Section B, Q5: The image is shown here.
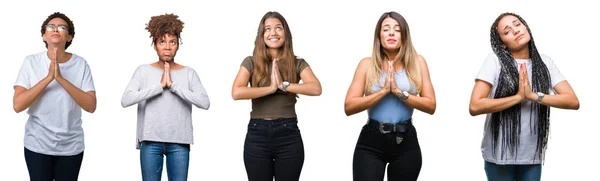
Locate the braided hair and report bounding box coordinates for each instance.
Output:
[489,12,551,162]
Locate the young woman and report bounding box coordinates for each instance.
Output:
[121,13,210,181]
[231,11,322,181]
[344,11,436,181]
[13,12,97,181]
[469,12,579,181]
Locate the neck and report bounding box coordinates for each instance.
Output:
[511,46,530,59]
[157,60,175,68]
[384,49,399,62]
[269,48,281,60]
[47,45,69,63]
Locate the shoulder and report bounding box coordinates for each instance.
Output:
[70,53,89,65]
[243,56,254,63]
[538,53,554,64]
[294,55,308,65]
[358,57,372,66]
[416,54,427,64]
[23,51,46,64]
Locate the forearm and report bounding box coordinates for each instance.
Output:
[285,82,322,96]
[403,95,436,115]
[470,95,522,116]
[56,77,97,113]
[13,77,53,113]
[121,85,163,107]
[535,93,579,110]
[232,86,274,100]
[345,90,387,116]
[170,82,210,109]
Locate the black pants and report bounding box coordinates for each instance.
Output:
[24,148,84,181]
[353,120,422,181]
[244,118,305,181]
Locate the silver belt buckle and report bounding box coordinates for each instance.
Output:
[379,121,394,134]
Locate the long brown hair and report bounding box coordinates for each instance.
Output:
[251,11,297,88]
[366,11,422,94]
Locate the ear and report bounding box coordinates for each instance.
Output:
[153,43,158,51]
[67,35,73,43]
[501,44,507,49]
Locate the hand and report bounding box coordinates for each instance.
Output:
[273,59,283,90]
[269,59,279,93]
[164,62,172,87]
[388,61,403,97]
[517,63,528,101]
[49,47,63,81]
[520,64,537,101]
[381,61,392,94]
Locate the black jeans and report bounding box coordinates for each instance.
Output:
[353,119,422,181]
[24,148,84,181]
[244,118,305,181]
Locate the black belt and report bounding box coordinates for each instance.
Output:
[367,118,412,144]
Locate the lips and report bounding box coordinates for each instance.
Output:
[386,39,397,43]
[515,34,524,41]
[268,37,279,43]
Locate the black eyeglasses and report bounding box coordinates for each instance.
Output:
[45,24,69,32]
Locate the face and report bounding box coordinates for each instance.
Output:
[497,15,531,51]
[263,18,285,49]
[42,18,72,48]
[154,34,179,62]
[380,17,402,51]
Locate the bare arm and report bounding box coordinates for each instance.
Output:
[469,80,524,116]
[283,67,322,96]
[13,77,53,113]
[56,77,97,113]
[398,55,436,114]
[344,58,389,116]
[231,66,277,100]
[527,80,579,110]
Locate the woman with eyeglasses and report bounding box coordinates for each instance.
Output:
[13,12,97,181]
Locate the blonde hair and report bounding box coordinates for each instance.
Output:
[365,11,422,94]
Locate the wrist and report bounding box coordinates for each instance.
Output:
[535,92,545,103]
[528,92,538,101]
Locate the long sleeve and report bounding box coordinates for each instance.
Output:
[121,66,164,108]
[169,68,210,110]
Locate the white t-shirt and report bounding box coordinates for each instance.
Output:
[14,51,95,156]
[476,53,565,164]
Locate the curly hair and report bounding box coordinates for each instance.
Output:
[40,12,75,49]
[145,13,184,45]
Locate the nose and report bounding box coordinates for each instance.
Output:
[269,29,278,37]
[164,43,171,50]
[388,30,395,36]
[513,28,520,35]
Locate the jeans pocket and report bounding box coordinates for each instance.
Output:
[284,122,300,132]
[248,121,258,131]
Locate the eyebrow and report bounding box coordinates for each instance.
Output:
[503,20,519,31]
[265,24,283,27]
[382,24,400,27]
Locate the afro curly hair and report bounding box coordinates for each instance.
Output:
[145,13,184,45]
[41,12,75,49]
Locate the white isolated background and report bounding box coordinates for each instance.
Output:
[0,0,598,180]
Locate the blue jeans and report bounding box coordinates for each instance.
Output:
[484,161,542,181]
[140,141,190,181]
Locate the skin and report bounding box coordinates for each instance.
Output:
[344,17,436,116]
[13,17,96,113]
[469,15,579,116]
[231,17,322,119]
